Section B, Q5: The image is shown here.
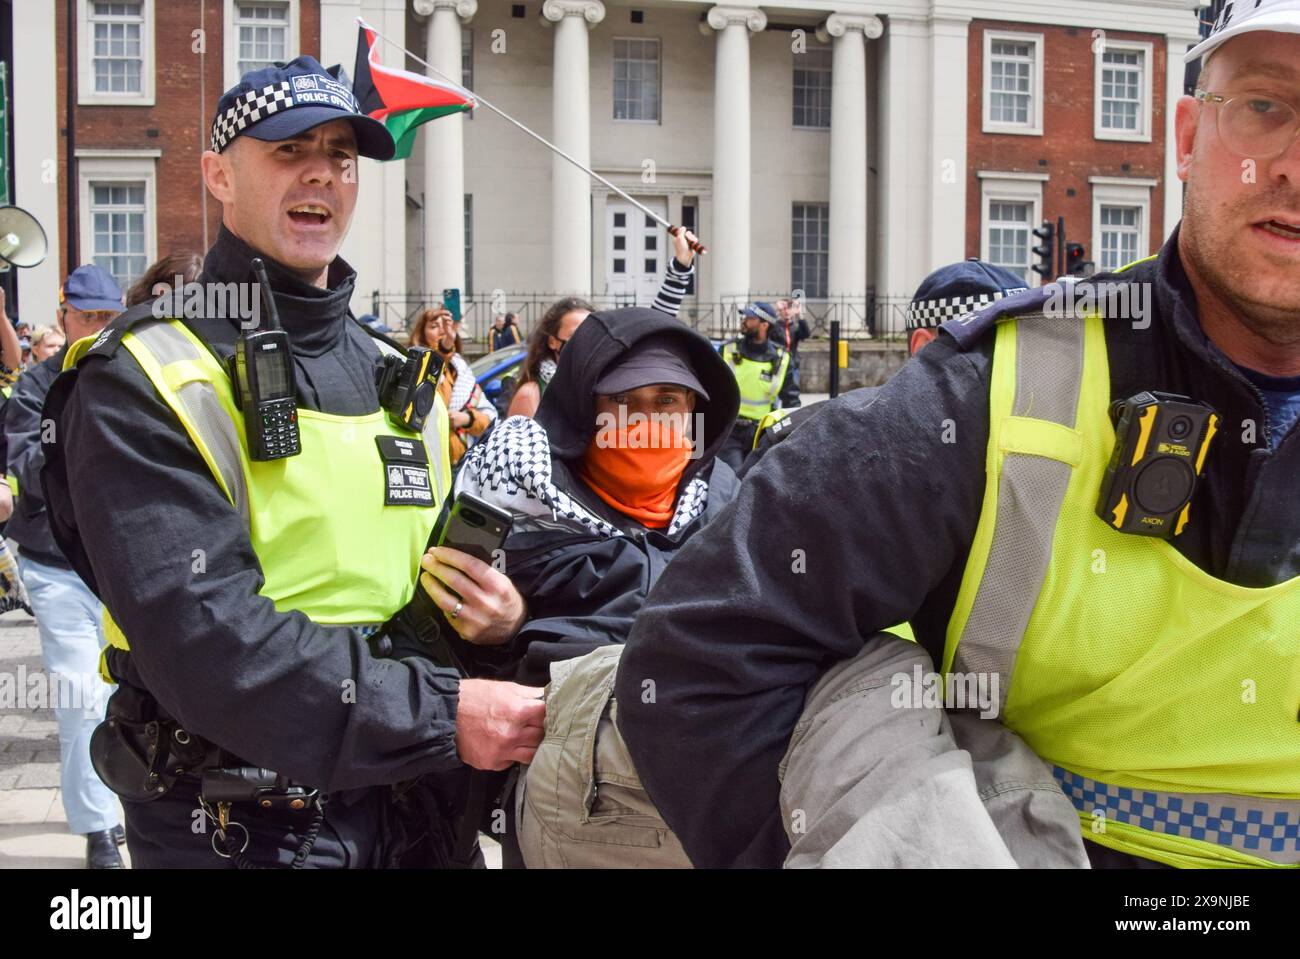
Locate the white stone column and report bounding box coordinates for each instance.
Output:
[12,0,61,322]
[323,0,410,317]
[416,0,476,297]
[876,14,930,303]
[820,13,882,301]
[1164,33,1200,242]
[705,5,766,304]
[928,16,969,270]
[543,0,605,295]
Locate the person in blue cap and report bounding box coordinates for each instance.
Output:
[5,264,124,868]
[41,57,540,868]
[717,301,792,470]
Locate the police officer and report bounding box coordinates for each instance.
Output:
[718,301,791,471]
[740,259,1028,477]
[616,2,1300,869]
[41,57,541,868]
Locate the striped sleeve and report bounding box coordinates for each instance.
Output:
[651,257,695,318]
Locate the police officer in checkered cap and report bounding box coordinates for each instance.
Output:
[40,57,544,868]
[740,258,1028,476]
[904,258,1026,356]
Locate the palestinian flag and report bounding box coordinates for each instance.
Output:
[352,20,476,161]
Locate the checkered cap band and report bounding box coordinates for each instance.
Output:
[210,77,365,153]
[211,81,296,152]
[907,292,1006,330]
[1054,767,1300,862]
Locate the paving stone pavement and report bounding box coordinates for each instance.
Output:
[0,610,130,868]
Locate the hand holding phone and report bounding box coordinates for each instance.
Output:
[420,493,525,646]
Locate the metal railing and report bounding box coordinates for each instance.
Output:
[369,290,913,346]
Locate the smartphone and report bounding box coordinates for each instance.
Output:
[435,492,512,565]
[441,287,462,326]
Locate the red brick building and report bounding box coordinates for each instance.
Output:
[51,0,321,291]
[965,19,1175,281]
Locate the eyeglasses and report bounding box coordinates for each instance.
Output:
[1194,89,1300,160]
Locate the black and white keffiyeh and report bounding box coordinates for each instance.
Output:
[455,416,709,539]
[447,353,477,414]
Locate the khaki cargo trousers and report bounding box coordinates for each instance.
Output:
[516,635,1088,868]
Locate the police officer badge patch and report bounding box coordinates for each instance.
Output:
[375,436,434,506]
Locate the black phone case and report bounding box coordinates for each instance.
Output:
[436,493,512,565]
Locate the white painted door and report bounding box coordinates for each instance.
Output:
[606,196,669,304]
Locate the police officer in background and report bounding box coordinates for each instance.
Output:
[718,301,791,471]
[616,3,1300,869]
[41,57,539,868]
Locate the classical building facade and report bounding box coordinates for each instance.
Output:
[8,0,1206,334]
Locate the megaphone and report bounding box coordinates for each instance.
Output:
[0,205,48,270]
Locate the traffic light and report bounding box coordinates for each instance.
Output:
[1032,221,1056,281]
[1065,242,1092,277]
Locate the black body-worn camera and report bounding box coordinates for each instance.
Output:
[228,259,301,461]
[376,346,442,432]
[1095,391,1219,539]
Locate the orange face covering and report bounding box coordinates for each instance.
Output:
[578,418,693,528]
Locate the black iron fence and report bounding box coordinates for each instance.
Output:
[369,290,913,346]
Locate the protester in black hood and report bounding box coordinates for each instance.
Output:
[417,306,741,687]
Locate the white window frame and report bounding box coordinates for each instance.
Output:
[78,0,155,106]
[978,171,1048,286]
[224,0,300,91]
[1093,39,1154,143]
[792,43,833,130]
[612,37,662,125]
[1090,177,1156,274]
[76,151,159,290]
[983,30,1044,137]
[791,201,830,301]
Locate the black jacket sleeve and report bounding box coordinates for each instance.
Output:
[613,333,994,867]
[6,367,50,515]
[50,352,465,792]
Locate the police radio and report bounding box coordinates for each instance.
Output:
[228,258,301,460]
[1095,392,1219,539]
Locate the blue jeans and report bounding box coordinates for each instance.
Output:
[20,555,120,835]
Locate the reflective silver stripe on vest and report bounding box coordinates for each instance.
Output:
[128,322,251,526]
[952,313,1085,714]
[1054,766,1300,865]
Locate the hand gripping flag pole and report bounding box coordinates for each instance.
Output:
[356,17,706,256]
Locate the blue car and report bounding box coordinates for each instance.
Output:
[470,343,528,417]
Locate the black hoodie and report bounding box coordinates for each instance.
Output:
[448,307,741,686]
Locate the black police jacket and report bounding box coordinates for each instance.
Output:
[6,346,74,567]
[615,225,1300,868]
[40,227,465,796]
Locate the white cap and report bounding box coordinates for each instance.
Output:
[1186,0,1300,63]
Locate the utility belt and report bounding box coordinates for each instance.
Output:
[90,680,320,813]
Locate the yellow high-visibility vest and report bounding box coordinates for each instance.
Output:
[944,268,1300,868]
[64,318,452,672]
[722,340,789,422]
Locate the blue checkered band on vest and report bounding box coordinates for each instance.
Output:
[1054,766,1300,863]
[907,292,1007,329]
